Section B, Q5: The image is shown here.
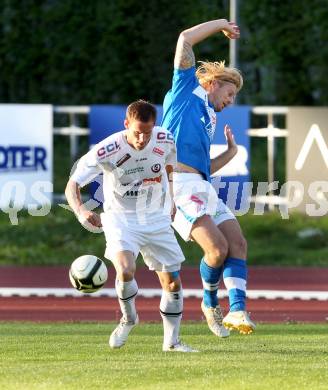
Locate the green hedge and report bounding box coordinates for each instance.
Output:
[1,208,327,266]
[0,1,327,105]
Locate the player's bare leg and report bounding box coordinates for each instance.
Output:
[218,219,256,334]
[109,251,139,348]
[191,215,230,338]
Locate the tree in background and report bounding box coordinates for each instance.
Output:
[0,0,327,105]
[239,0,328,105]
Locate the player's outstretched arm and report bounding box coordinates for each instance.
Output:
[210,125,238,174]
[165,164,176,220]
[174,19,240,70]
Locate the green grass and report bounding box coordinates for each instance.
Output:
[0,206,327,266]
[0,322,327,390]
[239,212,328,266]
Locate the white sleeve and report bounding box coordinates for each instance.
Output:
[70,149,102,187]
[165,142,177,167]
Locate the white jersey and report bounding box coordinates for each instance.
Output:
[71,126,176,216]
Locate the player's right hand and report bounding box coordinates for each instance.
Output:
[222,21,240,40]
[171,203,177,222]
[77,209,102,228]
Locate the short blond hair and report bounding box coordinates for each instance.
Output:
[196,61,243,92]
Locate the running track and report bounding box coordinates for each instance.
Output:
[0,266,327,323]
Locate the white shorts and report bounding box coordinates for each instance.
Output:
[172,173,236,241]
[100,212,184,273]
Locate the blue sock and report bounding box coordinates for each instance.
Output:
[200,258,222,308]
[223,257,247,312]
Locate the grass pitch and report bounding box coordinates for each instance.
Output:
[0,322,327,390]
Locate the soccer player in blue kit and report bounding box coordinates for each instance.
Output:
[162,19,256,336]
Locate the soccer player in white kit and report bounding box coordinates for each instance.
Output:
[65,100,197,352]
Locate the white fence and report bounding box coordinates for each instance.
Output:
[247,106,289,209]
[53,106,289,208]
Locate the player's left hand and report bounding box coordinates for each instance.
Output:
[222,21,240,40]
[224,124,238,153]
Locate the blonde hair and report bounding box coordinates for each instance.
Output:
[196,61,243,92]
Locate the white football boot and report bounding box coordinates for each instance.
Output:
[223,311,256,335]
[201,301,230,338]
[109,315,139,348]
[163,341,199,353]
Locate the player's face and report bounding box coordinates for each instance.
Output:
[208,81,237,112]
[125,118,154,150]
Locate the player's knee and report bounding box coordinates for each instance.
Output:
[240,235,248,256]
[117,268,135,282]
[207,239,228,266]
[168,277,181,292]
[160,273,181,292]
[229,235,248,258]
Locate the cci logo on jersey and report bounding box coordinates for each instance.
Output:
[97,141,120,158]
[157,132,174,142]
[151,163,161,173]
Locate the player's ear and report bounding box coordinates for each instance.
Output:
[124,118,129,129]
[211,79,219,88]
[204,79,216,92]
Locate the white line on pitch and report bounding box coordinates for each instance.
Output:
[0,288,327,301]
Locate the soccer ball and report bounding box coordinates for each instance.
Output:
[69,255,108,293]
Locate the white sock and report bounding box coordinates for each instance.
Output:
[115,279,138,322]
[160,289,183,348]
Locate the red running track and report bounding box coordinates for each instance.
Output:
[0,266,327,323]
[0,297,327,323]
[1,265,328,290]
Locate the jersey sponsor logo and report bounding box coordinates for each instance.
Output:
[124,167,144,175]
[143,175,162,185]
[151,163,161,173]
[0,145,47,172]
[157,132,174,143]
[152,147,164,156]
[116,153,131,167]
[97,141,120,158]
[135,157,147,162]
[123,189,147,197]
[121,180,142,187]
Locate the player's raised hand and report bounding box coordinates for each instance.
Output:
[224,124,238,152]
[222,21,240,40]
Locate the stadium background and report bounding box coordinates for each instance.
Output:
[0,1,327,389]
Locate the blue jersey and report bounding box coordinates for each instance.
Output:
[161,66,217,182]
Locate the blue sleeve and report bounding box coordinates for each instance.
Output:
[171,67,198,103]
